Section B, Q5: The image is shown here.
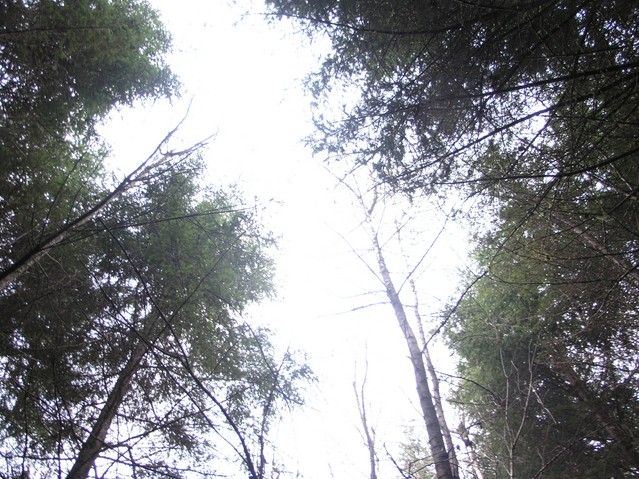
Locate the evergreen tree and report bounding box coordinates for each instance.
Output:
[265,2,639,475]
[0,156,309,479]
[265,0,639,196]
[0,2,311,477]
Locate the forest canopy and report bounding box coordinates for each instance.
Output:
[2,0,638,476]
[265,1,639,477]
[0,2,310,478]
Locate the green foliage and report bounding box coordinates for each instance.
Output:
[0,155,301,478]
[0,2,310,477]
[266,3,639,475]
[266,0,639,196]
[0,0,180,291]
[0,0,179,135]
[446,208,639,477]
[0,0,180,252]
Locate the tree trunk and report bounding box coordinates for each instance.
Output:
[372,234,455,479]
[459,415,485,479]
[411,279,459,478]
[66,340,148,479]
[354,364,378,479]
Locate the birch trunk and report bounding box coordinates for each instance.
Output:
[411,279,459,478]
[372,234,455,479]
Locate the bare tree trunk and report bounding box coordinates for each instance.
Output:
[372,233,455,479]
[458,415,485,479]
[66,340,148,479]
[353,359,378,479]
[410,279,459,478]
[0,188,124,293]
[340,178,456,478]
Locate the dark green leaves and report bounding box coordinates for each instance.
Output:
[267,0,639,196]
[0,0,179,135]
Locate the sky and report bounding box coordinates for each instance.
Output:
[100,1,471,477]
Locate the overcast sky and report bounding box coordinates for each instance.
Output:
[100,1,470,477]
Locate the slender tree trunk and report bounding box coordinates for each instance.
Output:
[0,192,120,293]
[353,361,378,479]
[411,279,459,478]
[423,346,459,477]
[372,234,455,479]
[66,340,148,479]
[459,414,485,479]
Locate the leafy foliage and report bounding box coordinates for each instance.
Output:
[266,0,639,196]
[446,204,639,477]
[0,2,311,478]
[0,0,180,293]
[0,154,308,478]
[0,0,179,135]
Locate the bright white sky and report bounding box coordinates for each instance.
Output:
[100,1,471,477]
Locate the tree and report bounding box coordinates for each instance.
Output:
[0,152,310,478]
[0,0,180,285]
[0,0,181,294]
[265,0,639,198]
[443,116,639,477]
[0,0,178,136]
[265,4,639,474]
[0,2,313,477]
[333,173,458,479]
[445,208,639,478]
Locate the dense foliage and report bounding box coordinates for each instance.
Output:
[0,0,178,134]
[1,0,179,288]
[0,157,289,477]
[266,0,639,192]
[0,2,310,478]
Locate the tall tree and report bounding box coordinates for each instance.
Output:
[265,1,639,476]
[446,200,639,477]
[0,154,309,478]
[0,0,180,293]
[337,175,458,479]
[0,2,314,478]
[0,0,178,136]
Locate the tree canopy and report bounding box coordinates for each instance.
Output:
[265,1,639,477]
[0,153,307,478]
[0,2,311,478]
[0,0,179,136]
[266,0,639,196]
[446,221,639,477]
